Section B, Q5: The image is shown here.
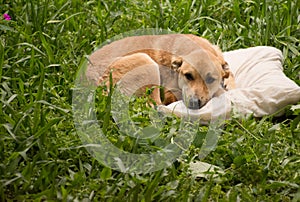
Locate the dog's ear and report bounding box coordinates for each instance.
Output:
[171,57,183,71]
[211,45,230,79]
[221,61,236,90]
[221,62,230,79]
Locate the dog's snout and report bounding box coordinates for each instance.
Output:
[188,97,201,110]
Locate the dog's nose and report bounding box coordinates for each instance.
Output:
[188,97,201,109]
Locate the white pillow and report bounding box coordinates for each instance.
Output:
[160,46,300,121]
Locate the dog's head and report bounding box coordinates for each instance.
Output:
[172,49,230,109]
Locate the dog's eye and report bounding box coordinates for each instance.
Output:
[184,73,194,81]
[205,74,216,84]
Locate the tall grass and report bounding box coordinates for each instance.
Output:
[1,0,299,201]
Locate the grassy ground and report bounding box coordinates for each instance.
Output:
[1,0,300,201]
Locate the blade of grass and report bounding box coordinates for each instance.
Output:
[32,61,45,134]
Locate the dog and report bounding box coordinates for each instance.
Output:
[86,34,235,109]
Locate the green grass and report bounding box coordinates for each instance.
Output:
[1,0,300,201]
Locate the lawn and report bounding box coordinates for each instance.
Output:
[1,0,300,201]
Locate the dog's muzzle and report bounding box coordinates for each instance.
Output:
[188,96,202,110]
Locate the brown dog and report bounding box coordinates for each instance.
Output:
[86,34,235,109]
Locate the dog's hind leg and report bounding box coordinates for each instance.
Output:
[106,53,162,105]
